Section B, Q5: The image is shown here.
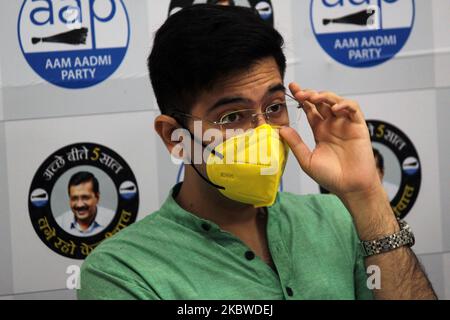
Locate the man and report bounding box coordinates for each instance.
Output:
[57,171,114,237]
[374,148,385,180]
[373,148,399,201]
[212,0,233,5]
[78,5,436,299]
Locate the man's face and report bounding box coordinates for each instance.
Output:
[215,0,231,5]
[185,56,284,171]
[189,56,284,130]
[69,182,99,223]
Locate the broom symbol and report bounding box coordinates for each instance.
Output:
[323,8,376,26]
[120,186,137,192]
[31,193,48,200]
[32,27,89,45]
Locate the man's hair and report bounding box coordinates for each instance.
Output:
[68,171,99,195]
[148,4,286,116]
[373,148,384,172]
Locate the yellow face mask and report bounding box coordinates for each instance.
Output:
[206,124,288,208]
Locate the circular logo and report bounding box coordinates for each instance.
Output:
[168,0,274,26]
[319,120,421,218]
[310,0,415,68]
[18,0,130,89]
[28,143,139,259]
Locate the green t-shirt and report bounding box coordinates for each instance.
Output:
[78,184,373,300]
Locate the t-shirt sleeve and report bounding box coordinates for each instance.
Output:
[325,194,374,300]
[77,251,160,300]
[354,245,374,300]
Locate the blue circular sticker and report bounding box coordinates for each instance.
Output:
[18,0,130,89]
[310,0,415,68]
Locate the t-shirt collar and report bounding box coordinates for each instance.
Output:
[159,183,282,233]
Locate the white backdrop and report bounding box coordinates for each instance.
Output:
[0,0,448,299]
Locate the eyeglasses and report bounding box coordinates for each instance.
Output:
[172,93,302,130]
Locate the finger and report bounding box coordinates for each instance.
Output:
[308,91,344,107]
[291,89,340,120]
[294,89,319,103]
[331,108,352,119]
[289,84,340,121]
[302,100,324,129]
[289,83,317,101]
[279,126,312,172]
[331,100,365,123]
[290,85,344,108]
[288,82,302,96]
[315,102,334,119]
[297,90,334,120]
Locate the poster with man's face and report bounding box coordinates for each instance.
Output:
[28,143,139,259]
[53,170,116,238]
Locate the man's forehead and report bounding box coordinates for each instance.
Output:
[214,58,282,92]
[70,182,95,192]
[192,58,284,113]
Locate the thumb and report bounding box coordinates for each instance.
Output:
[279,126,312,172]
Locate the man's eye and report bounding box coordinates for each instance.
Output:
[266,103,283,114]
[219,112,243,124]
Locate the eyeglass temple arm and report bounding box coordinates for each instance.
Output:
[285,92,304,110]
[171,111,224,160]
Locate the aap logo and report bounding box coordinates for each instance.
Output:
[310,0,415,68]
[18,0,130,89]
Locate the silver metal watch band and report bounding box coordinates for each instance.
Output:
[361,219,415,257]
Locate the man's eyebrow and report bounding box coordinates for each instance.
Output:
[208,83,286,111]
[209,97,249,111]
[267,83,286,95]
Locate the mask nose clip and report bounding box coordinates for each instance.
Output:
[251,113,268,128]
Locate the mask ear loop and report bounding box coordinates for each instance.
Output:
[172,115,225,190]
[189,157,225,190]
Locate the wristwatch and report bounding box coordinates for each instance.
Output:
[361,219,415,257]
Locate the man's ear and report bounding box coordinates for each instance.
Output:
[154,115,187,159]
